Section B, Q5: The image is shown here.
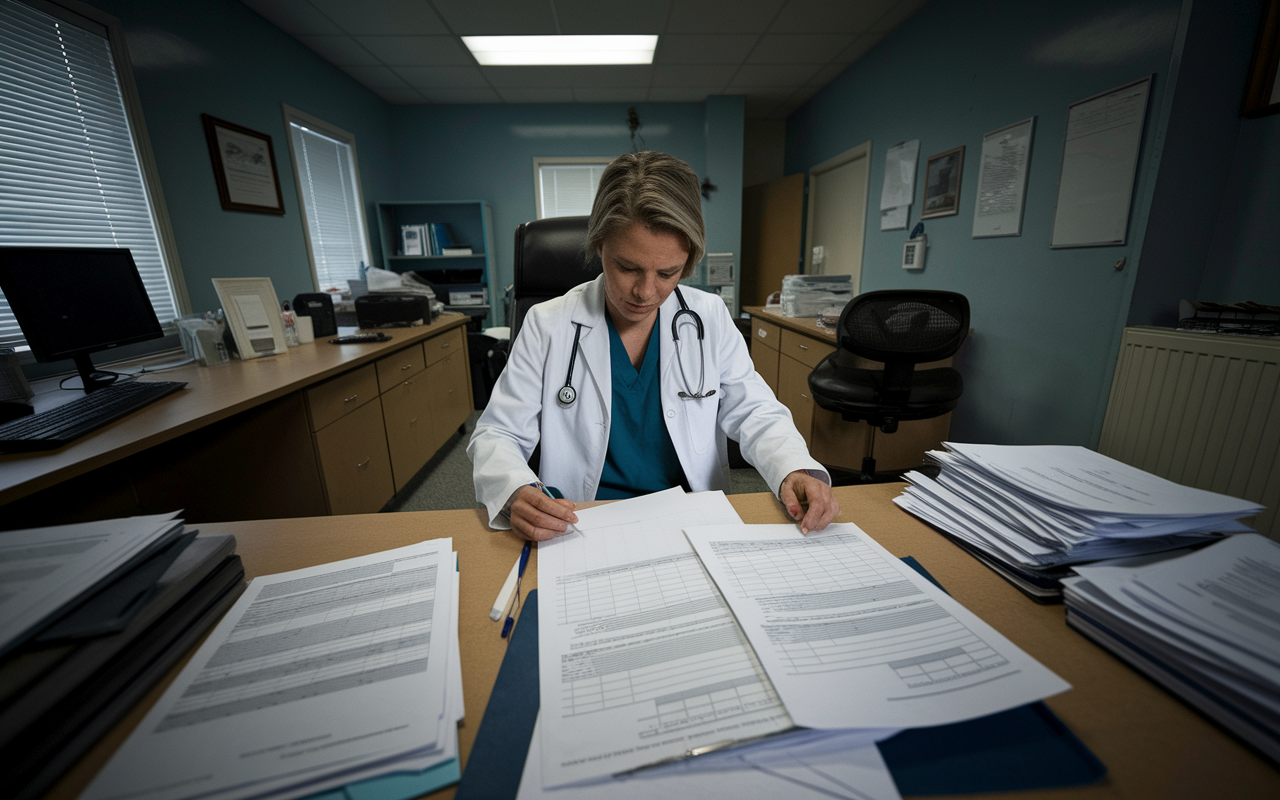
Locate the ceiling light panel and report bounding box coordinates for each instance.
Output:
[463,35,658,65]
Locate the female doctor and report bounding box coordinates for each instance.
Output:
[468,151,839,541]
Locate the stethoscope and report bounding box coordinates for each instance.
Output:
[558,287,715,407]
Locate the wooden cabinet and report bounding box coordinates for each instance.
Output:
[746,307,957,473]
[307,328,473,512]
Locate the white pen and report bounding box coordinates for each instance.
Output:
[490,553,522,621]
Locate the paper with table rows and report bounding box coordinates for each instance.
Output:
[684,523,1071,729]
[81,538,455,800]
[536,488,794,787]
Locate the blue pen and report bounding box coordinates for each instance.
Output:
[501,541,532,639]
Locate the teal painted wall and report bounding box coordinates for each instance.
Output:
[785,0,1184,448]
[704,95,745,311]
[388,101,742,324]
[1201,112,1280,303]
[83,0,395,315]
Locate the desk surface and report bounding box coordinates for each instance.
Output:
[46,485,1280,799]
[744,305,838,343]
[0,314,470,507]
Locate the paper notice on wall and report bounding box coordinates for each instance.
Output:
[880,140,919,210]
[973,118,1034,238]
[880,206,910,231]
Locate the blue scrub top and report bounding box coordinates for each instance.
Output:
[595,311,688,500]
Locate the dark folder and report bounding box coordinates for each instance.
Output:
[458,558,1106,797]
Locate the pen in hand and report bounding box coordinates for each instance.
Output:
[536,481,581,535]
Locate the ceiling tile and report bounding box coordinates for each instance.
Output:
[651,64,735,87]
[572,87,650,103]
[430,0,556,35]
[338,63,412,89]
[481,65,578,88]
[666,0,788,34]
[296,35,379,66]
[424,87,504,103]
[768,0,896,33]
[648,86,720,102]
[307,0,448,35]
[570,65,653,88]
[496,87,576,103]
[374,86,429,104]
[728,63,822,88]
[870,0,929,33]
[394,65,490,89]
[356,35,472,66]
[553,0,671,34]
[654,34,759,64]
[747,34,856,64]
[806,62,850,87]
[834,32,883,63]
[241,0,344,36]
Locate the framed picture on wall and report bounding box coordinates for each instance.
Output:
[201,114,285,214]
[921,146,965,219]
[1243,0,1280,117]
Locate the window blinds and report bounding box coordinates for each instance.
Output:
[0,0,177,348]
[538,163,606,219]
[288,122,368,292]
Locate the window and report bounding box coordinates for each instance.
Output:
[0,0,184,349]
[534,157,614,219]
[282,105,371,293]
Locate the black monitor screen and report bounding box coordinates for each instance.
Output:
[0,247,164,363]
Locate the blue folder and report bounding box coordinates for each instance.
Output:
[457,559,1106,799]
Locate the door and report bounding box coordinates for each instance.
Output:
[805,142,870,292]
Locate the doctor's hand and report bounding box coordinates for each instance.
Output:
[779,471,840,534]
[508,485,579,541]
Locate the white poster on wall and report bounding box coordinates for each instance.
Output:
[973,117,1035,238]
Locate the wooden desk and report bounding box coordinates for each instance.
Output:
[744,306,955,474]
[45,485,1280,799]
[0,315,472,529]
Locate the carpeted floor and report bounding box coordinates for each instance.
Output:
[384,411,772,513]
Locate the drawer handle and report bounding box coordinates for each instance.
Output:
[799,344,809,351]
[440,341,451,349]
[410,417,418,425]
[343,394,358,403]
[800,393,809,400]
[404,378,414,386]
[401,363,413,371]
[356,457,370,469]
[757,329,767,338]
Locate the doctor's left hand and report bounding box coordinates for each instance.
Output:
[509,485,579,541]
[779,471,840,534]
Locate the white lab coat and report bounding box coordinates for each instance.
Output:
[468,275,829,528]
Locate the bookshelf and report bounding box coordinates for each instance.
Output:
[374,200,496,328]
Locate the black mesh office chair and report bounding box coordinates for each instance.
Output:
[808,290,969,481]
[511,216,601,342]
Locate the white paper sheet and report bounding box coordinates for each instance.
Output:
[0,513,182,655]
[684,523,1071,729]
[880,205,909,231]
[972,118,1034,238]
[537,489,793,787]
[517,714,902,800]
[880,140,919,210]
[82,539,455,800]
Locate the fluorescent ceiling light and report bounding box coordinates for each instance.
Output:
[463,35,658,66]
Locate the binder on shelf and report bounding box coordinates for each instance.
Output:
[401,225,424,256]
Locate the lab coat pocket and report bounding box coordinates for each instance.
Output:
[681,388,720,455]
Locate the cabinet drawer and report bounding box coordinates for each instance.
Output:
[751,343,779,395]
[752,318,781,352]
[313,398,395,515]
[780,329,834,370]
[306,364,379,431]
[426,351,472,454]
[423,327,464,367]
[778,354,815,446]
[381,374,433,492]
[375,343,426,393]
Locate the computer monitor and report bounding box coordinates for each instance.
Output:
[0,247,165,392]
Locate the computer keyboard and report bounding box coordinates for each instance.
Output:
[0,380,187,453]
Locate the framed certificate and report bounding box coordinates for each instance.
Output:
[201,114,285,215]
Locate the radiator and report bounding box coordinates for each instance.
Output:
[1099,327,1280,541]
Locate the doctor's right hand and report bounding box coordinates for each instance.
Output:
[508,485,579,541]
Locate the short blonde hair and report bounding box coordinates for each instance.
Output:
[586,151,706,278]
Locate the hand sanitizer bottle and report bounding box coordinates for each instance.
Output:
[281,301,300,347]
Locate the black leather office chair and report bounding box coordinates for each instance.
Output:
[808,290,969,480]
[511,216,602,342]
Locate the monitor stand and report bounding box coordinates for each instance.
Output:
[73,353,119,393]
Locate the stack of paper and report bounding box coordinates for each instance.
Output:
[1064,534,1280,763]
[894,443,1264,600]
[82,538,464,800]
[527,488,1070,799]
[0,515,246,800]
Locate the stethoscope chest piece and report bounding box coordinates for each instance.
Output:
[557,385,577,406]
